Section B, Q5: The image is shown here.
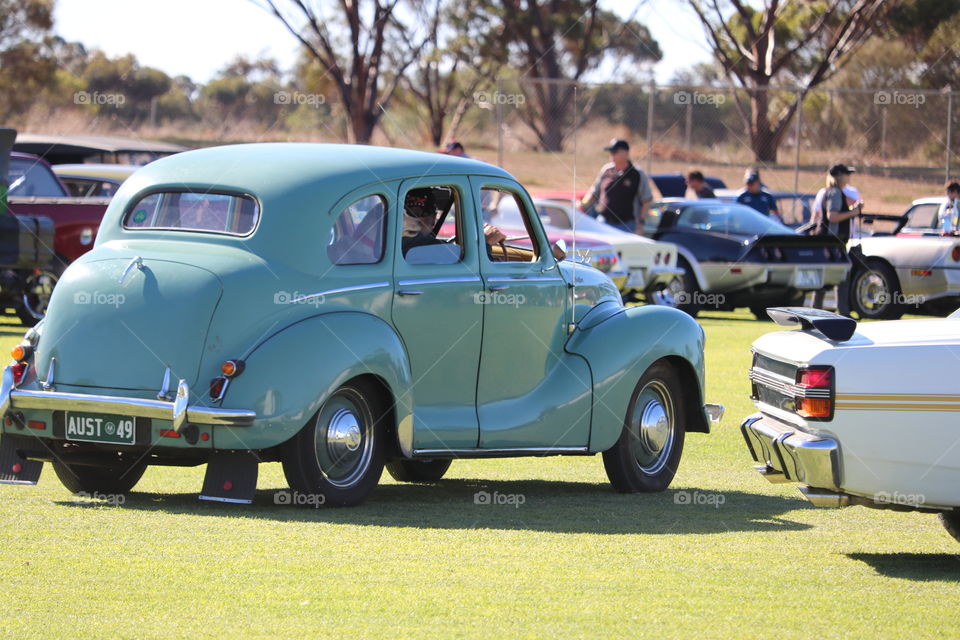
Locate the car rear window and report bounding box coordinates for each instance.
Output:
[7,157,67,198]
[123,191,259,235]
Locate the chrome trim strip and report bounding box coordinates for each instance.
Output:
[396,276,482,286]
[486,276,566,283]
[750,368,831,399]
[412,446,589,457]
[289,282,390,304]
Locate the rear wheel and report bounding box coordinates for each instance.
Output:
[386,459,451,482]
[281,380,387,507]
[940,511,960,543]
[648,276,683,308]
[851,260,905,320]
[674,257,701,318]
[52,459,146,495]
[602,362,686,493]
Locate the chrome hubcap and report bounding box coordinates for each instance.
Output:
[22,271,58,319]
[314,392,373,488]
[651,277,682,307]
[857,272,889,312]
[628,380,675,475]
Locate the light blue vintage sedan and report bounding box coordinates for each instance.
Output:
[0,143,721,506]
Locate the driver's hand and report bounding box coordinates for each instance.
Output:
[484,224,506,245]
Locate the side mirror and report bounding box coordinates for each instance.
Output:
[551,238,567,261]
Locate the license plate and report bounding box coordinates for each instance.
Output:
[626,270,646,287]
[795,268,823,289]
[65,412,136,445]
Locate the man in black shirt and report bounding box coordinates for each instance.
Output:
[686,170,715,199]
[580,138,653,233]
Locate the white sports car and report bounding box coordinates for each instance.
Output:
[741,307,960,543]
[489,197,684,304]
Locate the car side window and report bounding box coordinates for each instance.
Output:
[327,195,386,265]
[643,207,663,235]
[402,185,462,265]
[905,203,939,229]
[481,187,540,263]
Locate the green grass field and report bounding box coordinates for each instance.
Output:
[1,310,959,639]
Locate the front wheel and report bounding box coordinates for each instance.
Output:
[281,380,387,507]
[940,511,960,543]
[602,362,686,493]
[52,458,146,495]
[674,257,701,318]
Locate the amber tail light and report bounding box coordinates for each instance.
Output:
[795,366,833,419]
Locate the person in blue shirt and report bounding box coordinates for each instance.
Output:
[736,170,781,221]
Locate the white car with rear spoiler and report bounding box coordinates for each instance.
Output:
[741,306,960,544]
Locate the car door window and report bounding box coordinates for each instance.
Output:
[401,185,463,265]
[905,203,940,230]
[328,194,386,265]
[480,187,540,263]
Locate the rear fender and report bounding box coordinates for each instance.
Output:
[213,311,412,451]
[566,305,708,452]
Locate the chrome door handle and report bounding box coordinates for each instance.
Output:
[397,290,423,296]
[488,285,510,291]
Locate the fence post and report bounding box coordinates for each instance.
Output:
[793,89,802,196]
[947,89,954,182]
[646,80,655,175]
[496,77,504,168]
[684,100,692,152]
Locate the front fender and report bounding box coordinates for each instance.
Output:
[213,311,412,451]
[566,305,708,453]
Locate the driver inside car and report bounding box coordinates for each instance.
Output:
[401,187,506,257]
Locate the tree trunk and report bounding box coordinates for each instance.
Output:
[750,84,778,163]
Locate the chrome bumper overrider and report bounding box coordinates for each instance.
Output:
[705,403,724,423]
[0,367,255,430]
[740,413,840,492]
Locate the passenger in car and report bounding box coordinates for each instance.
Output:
[938,180,960,234]
[401,187,505,258]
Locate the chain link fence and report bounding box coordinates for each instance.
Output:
[437,78,958,215]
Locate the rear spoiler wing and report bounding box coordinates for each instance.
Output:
[0,128,15,217]
[766,307,858,342]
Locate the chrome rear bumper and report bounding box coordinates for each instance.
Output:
[740,413,840,492]
[0,367,255,430]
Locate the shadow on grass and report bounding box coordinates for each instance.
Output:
[57,478,813,535]
[848,553,960,582]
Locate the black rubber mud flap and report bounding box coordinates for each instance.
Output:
[0,434,43,485]
[198,451,259,504]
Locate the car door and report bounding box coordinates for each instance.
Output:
[471,178,591,449]
[390,177,485,451]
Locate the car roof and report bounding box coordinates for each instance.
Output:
[122,143,514,203]
[911,196,947,205]
[52,164,139,180]
[14,133,187,155]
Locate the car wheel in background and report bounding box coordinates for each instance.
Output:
[603,361,685,493]
[52,459,146,495]
[282,379,387,507]
[674,257,701,318]
[648,276,683,308]
[386,459,452,482]
[940,511,960,543]
[850,260,905,320]
[16,269,60,327]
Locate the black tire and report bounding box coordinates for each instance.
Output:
[940,511,960,543]
[281,379,387,507]
[850,260,905,320]
[385,459,451,482]
[602,361,686,493]
[674,257,701,318]
[52,459,146,495]
[16,269,60,327]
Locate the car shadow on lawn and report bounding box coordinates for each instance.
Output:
[58,478,813,535]
[847,553,960,582]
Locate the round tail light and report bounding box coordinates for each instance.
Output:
[951,246,960,262]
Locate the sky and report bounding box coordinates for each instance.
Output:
[52,0,713,85]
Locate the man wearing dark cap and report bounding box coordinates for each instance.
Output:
[580,138,653,233]
[736,169,780,219]
[810,163,863,315]
[440,141,470,158]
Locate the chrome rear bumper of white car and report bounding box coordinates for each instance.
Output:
[741,413,841,495]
